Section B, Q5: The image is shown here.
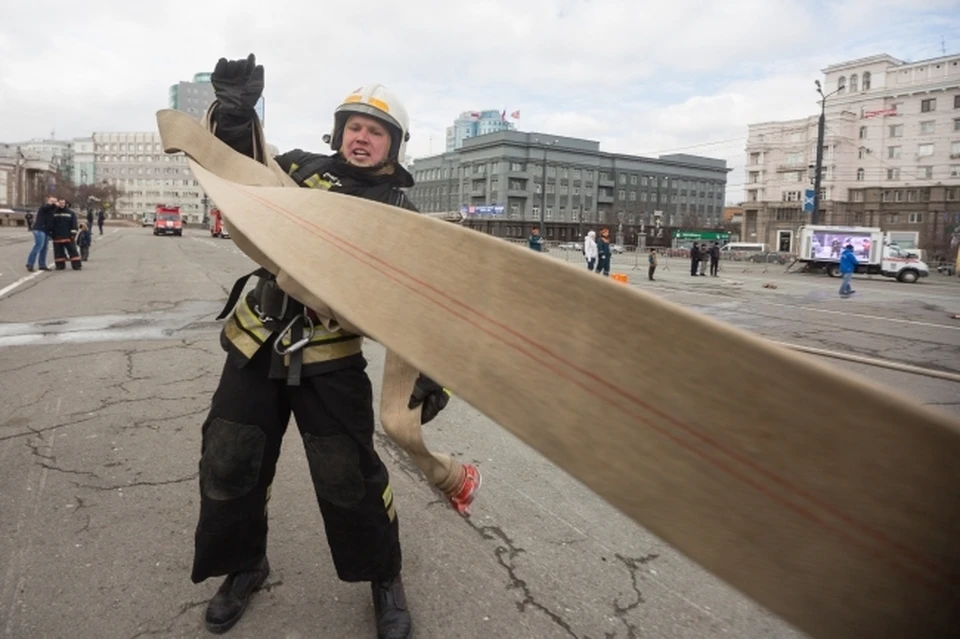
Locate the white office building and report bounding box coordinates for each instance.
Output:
[743,53,960,255]
[93,131,205,223]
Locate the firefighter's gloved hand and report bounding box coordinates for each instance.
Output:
[211,53,264,115]
[408,374,451,425]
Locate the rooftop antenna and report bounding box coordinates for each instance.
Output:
[942,36,947,56]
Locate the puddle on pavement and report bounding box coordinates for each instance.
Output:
[0,300,224,347]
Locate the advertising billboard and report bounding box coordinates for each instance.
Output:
[809,229,873,262]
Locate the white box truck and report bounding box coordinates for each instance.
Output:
[797,225,930,283]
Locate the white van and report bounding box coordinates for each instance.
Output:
[720,242,766,253]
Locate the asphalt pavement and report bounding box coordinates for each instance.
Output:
[1,226,958,638]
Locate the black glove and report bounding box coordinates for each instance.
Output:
[407,374,451,425]
[211,53,264,115]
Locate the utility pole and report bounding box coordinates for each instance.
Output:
[812,102,826,226]
[534,138,557,235]
[813,80,841,226]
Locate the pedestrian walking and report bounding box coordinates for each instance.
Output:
[839,243,857,297]
[584,230,597,271]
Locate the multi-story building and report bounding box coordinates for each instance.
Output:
[8,137,73,183]
[445,110,516,152]
[410,130,729,247]
[743,53,960,255]
[0,144,58,208]
[93,132,205,223]
[71,137,95,186]
[169,73,217,120]
[169,72,265,123]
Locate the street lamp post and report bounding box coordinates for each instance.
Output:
[534,138,557,235]
[813,80,842,226]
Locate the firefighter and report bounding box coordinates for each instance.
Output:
[52,198,82,270]
[190,54,456,639]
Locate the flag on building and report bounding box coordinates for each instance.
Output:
[510,110,520,119]
[469,111,481,119]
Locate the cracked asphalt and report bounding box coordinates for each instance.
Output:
[1,226,958,639]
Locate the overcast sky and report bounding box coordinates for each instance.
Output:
[1,0,958,202]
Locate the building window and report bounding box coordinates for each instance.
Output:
[953,141,960,158]
[918,143,934,157]
[630,175,637,185]
[887,168,900,180]
[852,191,864,202]
[907,190,917,202]
[889,124,903,137]
[951,165,960,177]
[921,98,936,113]
[618,190,626,201]
[640,192,648,202]
[837,76,846,93]
[532,205,539,217]
[628,191,636,201]
[850,74,858,92]
[859,126,867,139]
[862,72,871,90]
[887,146,901,159]
[908,213,923,224]
[545,207,553,219]
[920,121,935,134]
[856,168,864,181]
[918,166,933,179]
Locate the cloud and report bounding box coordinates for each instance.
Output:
[1,0,958,204]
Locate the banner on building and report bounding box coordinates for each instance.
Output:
[862,108,898,118]
[461,205,505,217]
[803,189,815,213]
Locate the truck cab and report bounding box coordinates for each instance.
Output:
[153,205,183,236]
[881,244,929,283]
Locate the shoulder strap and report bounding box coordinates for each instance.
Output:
[217,266,272,320]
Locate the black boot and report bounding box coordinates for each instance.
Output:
[204,557,270,634]
[372,574,412,639]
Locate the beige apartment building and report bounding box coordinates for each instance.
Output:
[743,53,960,257]
[93,132,206,223]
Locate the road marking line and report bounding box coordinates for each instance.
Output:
[0,272,42,299]
[658,289,960,331]
[756,300,960,331]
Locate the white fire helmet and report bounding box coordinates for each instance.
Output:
[325,84,410,163]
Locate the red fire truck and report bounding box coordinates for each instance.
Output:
[153,205,183,236]
[209,208,230,239]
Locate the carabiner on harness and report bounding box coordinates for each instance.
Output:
[273,311,316,356]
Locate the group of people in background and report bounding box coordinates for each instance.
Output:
[528,226,661,282]
[24,196,103,271]
[689,242,721,277]
[582,229,612,276]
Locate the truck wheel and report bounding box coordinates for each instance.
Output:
[826,264,840,278]
[898,269,919,284]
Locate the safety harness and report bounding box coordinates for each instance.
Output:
[216,155,406,386]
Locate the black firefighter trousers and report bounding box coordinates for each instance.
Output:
[191,345,401,585]
[53,238,81,270]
